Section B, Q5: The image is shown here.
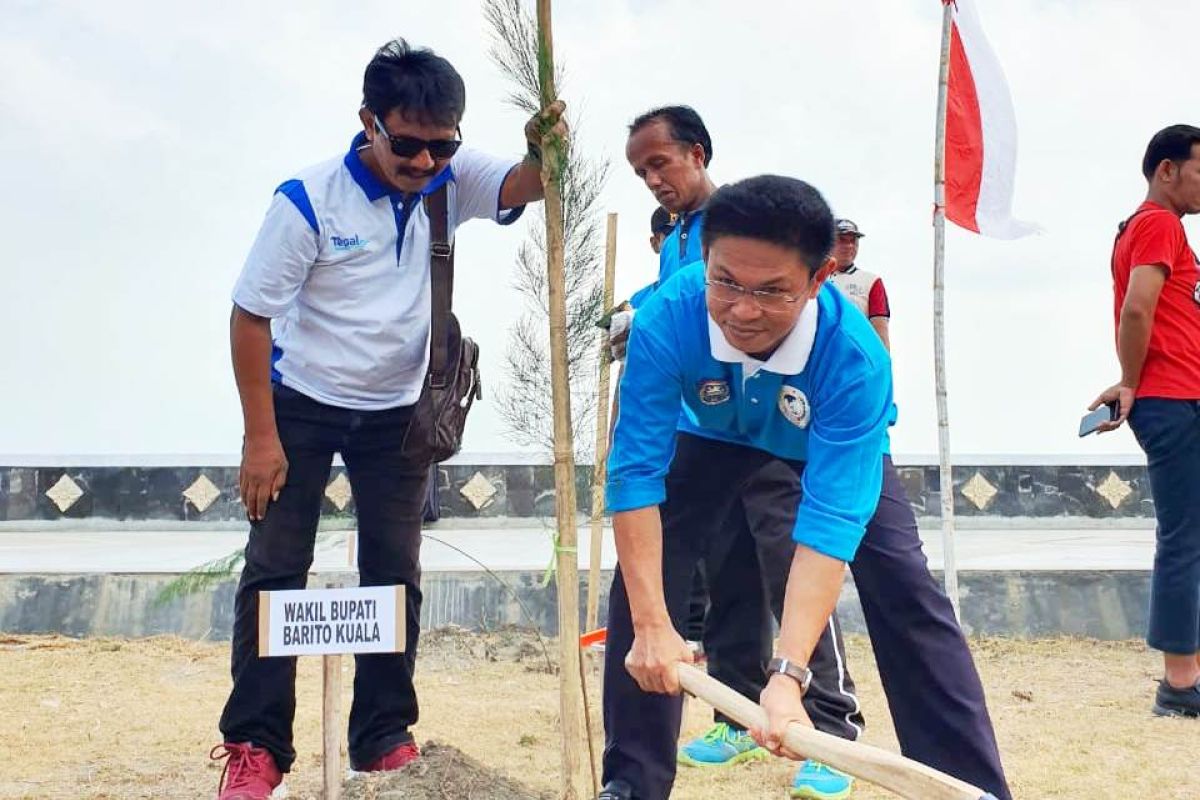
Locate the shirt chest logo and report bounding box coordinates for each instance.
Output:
[697,380,731,405]
[330,234,370,252]
[778,386,810,428]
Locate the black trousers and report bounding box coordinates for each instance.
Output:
[219,383,429,772]
[684,456,863,739]
[602,434,1011,800]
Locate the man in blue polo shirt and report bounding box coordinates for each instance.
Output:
[626,106,711,310]
[597,176,1010,800]
[612,107,864,800]
[212,39,565,800]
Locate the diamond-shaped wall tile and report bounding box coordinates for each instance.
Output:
[182,474,221,513]
[1094,471,1132,510]
[960,471,998,511]
[45,474,84,513]
[325,473,353,512]
[460,471,498,511]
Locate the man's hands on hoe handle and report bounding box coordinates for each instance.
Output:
[751,673,815,760]
[624,625,817,762]
[623,622,694,694]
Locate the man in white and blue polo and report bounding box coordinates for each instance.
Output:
[212,39,566,800]
[598,176,1010,800]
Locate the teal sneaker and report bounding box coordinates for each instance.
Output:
[790,760,853,799]
[677,722,769,767]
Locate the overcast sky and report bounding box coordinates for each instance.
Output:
[2,0,1198,460]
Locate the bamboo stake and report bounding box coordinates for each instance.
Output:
[322,654,341,800]
[322,583,342,800]
[933,0,961,620]
[534,2,590,797]
[586,212,618,632]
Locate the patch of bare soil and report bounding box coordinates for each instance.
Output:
[0,631,1196,798]
[342,742,552,800]
[418,624,555,673]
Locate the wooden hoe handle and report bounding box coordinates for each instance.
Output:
[676,663,998,800]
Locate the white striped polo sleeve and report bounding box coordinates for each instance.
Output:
[232,183,321,318]
[449,146,524,227]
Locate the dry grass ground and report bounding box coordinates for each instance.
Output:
[0,630,1195,799]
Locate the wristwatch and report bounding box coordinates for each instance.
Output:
[767,657,813,695]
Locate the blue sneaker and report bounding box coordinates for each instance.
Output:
[677,722,769,767]
[790,760,853,799]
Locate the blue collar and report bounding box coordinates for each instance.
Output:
[343,132,455,202]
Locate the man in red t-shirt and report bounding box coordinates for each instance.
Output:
[828,219,891,350]
[1091,123,1200,719]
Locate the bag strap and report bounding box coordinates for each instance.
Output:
[425,185,454,390]
[1104,208,1152,280]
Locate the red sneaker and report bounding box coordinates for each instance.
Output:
[360,740,420,772]
[210,742,282,800]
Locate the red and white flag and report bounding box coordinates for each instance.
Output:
[944,0,1037,239]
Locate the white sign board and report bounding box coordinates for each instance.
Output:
[258,585,405,657]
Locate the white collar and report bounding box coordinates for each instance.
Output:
[707,299,819,377]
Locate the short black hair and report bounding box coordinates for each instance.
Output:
[1142,124,1200,180]
[701,176,835,272]
[628,105,713,166]
[651,206,673,235]
[363,38,466,128]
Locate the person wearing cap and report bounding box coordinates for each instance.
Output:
[602,175,1011,800]
[600,107,865,800]
[650,206,675,255]
[827,219,891,350]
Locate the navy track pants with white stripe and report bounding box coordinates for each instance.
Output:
[686,453,864,740]
[601,434,1011,800]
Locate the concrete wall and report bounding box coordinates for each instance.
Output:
[2,458,1155,524]
[0,569,1152,642]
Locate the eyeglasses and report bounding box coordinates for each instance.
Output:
[705,278,802,313]
[373,115,463,160]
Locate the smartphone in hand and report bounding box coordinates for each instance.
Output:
[1078,402,1119,437]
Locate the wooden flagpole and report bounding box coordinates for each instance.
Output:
[534,2,591,797]
[586,212,618,632]
[933,0,961,620]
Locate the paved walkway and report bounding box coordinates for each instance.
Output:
[0,525,1156,574]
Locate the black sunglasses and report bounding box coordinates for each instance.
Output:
[373,115,462,160]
